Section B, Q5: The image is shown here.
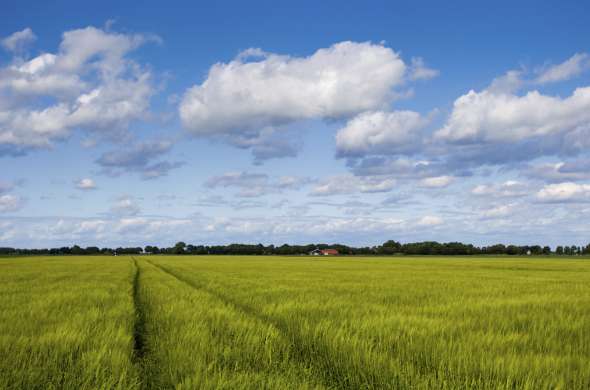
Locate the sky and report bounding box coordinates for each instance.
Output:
[1,0,590,248]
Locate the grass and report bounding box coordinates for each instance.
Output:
[1,255,589,389]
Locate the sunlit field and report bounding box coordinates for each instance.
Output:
[1,255,589,389]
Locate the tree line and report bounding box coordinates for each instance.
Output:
[1,241,590,256]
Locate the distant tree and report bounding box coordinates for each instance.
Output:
[0,247,16,255]
[173,242,187,254]
[70,245,85,255]
[542,246,551,255]
[379,240,401,255]
[145,245,159,254]
[85,246,100,254]
[506,245,520,255]
[529,245,542,255]
[485,244,506,255]
[556,246,564,255]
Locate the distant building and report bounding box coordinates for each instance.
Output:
[309,248,339,256]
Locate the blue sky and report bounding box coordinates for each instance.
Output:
[1,0,590,248]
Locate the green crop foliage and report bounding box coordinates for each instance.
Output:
[0,256,140,389]
[1,255,589,389]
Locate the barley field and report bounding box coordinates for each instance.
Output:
[1,255,589,389]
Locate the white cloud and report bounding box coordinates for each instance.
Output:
[436,87,590,144]
[205,171,310,197]
[0,26,155,155]
[1,28,36,52]
[0,194,23,213]
[335,110,429,157]
[180,42,406,134]
[74,220,107,234]
[409,57,439,81]
[536,182,590,203]
[75,178,97,190]
[180,41,415,160]
[487,70,524,94]
[110,196,141,216]
[343,54,590,177]
[416,215,443,226]
[480,204,515,219]
[206,215,405,237]
[535,53,590,84]
[419,175,454,188]
[310,175,395,196]
[471,181,527,197]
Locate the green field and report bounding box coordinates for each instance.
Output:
[1,256,589,389]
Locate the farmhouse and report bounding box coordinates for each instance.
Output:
[309,248,339,256]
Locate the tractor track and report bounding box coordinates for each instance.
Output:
[144,258,394,389]
[130,257,151,389]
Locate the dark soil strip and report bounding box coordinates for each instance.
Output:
[131,258,169,390]
[145,259,398,389]
[131,257,147,361]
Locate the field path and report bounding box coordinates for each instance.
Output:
[131,258,147,360]
[146,259,399,389]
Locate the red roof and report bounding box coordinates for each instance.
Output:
[321,249,339,255]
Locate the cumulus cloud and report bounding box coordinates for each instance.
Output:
[535,53,590,84]
[180,41,405,133]
[337,54,590,181]
[180,41,418,161]
[536,182,590,203]
[436,87,590,144]
[96,140,183,180]
[335,110,429,157]
[205,171,310,197]
[310,175,395,196]
[1,28,36,53]
[75,178,97,190]
[0,194,24,213]
[0,26,156,155]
